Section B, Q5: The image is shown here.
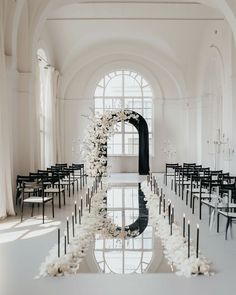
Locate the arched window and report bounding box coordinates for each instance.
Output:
[94,70,153,156]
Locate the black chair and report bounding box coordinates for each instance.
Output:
[16,175,39,205]
[21,180,54,224]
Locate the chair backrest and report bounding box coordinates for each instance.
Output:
[55,163,68,169]
[22,180,43,200]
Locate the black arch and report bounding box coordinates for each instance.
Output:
[103,110,150,175]
[126,111,150,175]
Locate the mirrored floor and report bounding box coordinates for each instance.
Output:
[78,183,173,274]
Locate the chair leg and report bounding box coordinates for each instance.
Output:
[209,207,211,226]
[199,198,202,220]
[186,191,188,206]
[52,199,55,218]
[63,190,66,206]
[217,213,220,233]
[21,202,24,222]
[225,218,230,240]
[31,203,34,217]
[59,191,61,209]
[230,219,233,238]
[192,197,195,214]
[190,193,193,209]
[42,202,45,224]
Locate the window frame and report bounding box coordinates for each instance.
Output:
[94,70,153,157]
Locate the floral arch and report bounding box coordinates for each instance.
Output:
[83,109,150,176]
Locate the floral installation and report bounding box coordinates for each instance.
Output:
[38,179,139,277]
[82,109,139,177]
[141,181,214,278]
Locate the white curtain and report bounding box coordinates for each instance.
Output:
[38,62,59,169]
[0,1,15,219]
[45,68,59,167]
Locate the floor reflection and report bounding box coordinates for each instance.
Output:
[85,183,170,274]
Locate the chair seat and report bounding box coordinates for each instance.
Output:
[202,200,236,209]
[190,188,209,194]
[23,196,52,203]
[44,187,65,193]
[218,211,236,218]
[193,192,211,199]
[44,181,52,186]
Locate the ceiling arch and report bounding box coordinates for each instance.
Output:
[58,39,186,100]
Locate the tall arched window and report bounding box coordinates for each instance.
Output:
[94,70,153,156]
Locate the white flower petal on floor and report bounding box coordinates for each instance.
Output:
[141,181,214,278]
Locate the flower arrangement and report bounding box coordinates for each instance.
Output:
[141,181,214,277]
[82,109,139,177]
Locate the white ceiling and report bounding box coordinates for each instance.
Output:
[42,1,225,72]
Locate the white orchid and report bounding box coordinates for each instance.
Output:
[82,109,138,177]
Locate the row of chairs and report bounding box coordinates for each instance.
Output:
[165,163,236,239]
[16,163,86,223]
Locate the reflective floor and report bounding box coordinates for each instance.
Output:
[79,183,172,274]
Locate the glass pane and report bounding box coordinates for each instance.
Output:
[142,78,148,88]
[124,98,133,109]
[95,98,103,108]
[144,98,152,108]
[124,251,141,273]
[105,75,122,96]
[133,238,142,249]
[124,75,142,97]
[95,239,103,249]
[143,252,152,263]
[113,134,122,144]
[113,99,122,109]
[104,99,112,109]
[125,134,133,145]
[113,145,122,154]
[104,251,122,273]
[125,145,133,154]
[133,145,138,155]
[143,109,152,119]
[133,134,139,145]
[133,99,142,108]
[143,239,152,249]
[94,251,103,262]
[143,85,152,97]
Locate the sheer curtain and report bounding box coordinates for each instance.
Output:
[45,67,59,167]
[38,60,59,169]
[0,1,15,219]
